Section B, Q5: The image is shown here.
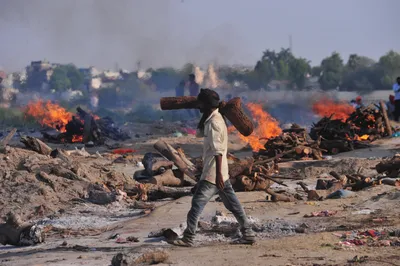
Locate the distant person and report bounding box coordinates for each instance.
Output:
[188,74,199,96]
[355,96,364,109]
[386,95,395,120]
[393,77,400,121]
[175,80,185,97]
[187,74,200,119]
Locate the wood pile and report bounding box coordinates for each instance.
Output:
[42,107,129,145]
[255,124,324,161]
[134,140,304,199]
[375,154,400,178]
[310,102,392,154]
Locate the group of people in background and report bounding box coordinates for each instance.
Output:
[349,77,400,122]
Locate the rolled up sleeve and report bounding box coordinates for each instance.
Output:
[209,121,225,155]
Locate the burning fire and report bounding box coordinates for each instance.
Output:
[25,100,73,132]
[233,103,282,151]
[312,99,355,121]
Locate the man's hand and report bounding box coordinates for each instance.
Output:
[216,171,225,191]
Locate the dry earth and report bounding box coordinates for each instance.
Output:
[0,126,399,266]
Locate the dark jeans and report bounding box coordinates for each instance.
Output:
[395,100,400,122]
[183,180,252,242]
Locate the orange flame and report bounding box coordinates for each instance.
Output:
[312,99,355,121]
[72,135,83,143]
[25,100,73,132]
[235,103,282,151]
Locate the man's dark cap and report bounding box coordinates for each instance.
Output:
[197,88,220,108]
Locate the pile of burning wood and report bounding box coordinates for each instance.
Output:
[256,124,324,161]
[310,101,392,154]
[25,101,129,145]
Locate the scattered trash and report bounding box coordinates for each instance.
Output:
[352,209,374,215]
[326,189,355,199]
[112,148,137,154]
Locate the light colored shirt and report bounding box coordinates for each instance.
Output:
[393,83,400,100]
[197,109,229,184]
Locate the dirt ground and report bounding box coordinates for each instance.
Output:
[0,127,400,266]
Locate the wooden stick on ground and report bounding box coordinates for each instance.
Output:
[154,140,197,180]
[20,136,52,155]
[380,100,393,136]
[0,128,17,153]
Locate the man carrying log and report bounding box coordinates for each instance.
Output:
[169,88,256,247]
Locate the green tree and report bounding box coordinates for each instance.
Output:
[65,64,84,89]
[50,67,71,91]
[289,58,311,89]
[378,50,400,88]
[318,52,344,90]
[49,64,83,91]
[253,48,311,89]
[342,54,377,91]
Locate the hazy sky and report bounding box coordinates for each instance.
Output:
[0,0,399,71]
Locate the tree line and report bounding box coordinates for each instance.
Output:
[24,49,400,94]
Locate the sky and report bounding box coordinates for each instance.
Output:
[0,0,399,71]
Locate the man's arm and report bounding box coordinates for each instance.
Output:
[210,121,225,190]
[215,154,224,190]
[393,84,400,93]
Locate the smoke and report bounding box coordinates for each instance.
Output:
[194,66,204,85]
[0,0,241,71]
[204,64,219,89]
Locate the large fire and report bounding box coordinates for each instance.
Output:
[25,100,73,132]
[233,103,282,151]
[312,99,355,121]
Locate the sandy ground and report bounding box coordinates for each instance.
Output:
[1,131,400,266]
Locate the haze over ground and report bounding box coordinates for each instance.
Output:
[0,0,398,71]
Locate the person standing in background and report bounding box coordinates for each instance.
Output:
[393,77,400,121]
[187,74,200,119]
[175,80,185,97]
[386,95,395,120]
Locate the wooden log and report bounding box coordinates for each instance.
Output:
[51,165,83,181]
[146,186,193,201]
[154,140,197,180]
[219,97,254,137]
[295,146,311,155]
[160,96,198,110]
[160,97,254,136]
[0,212,44,246]
[375,160,400,174]
[20,136,52,155]
[380,101,393,136]
[254,149,296,165]
[265,189,295,202]
[381,178,400,187]
[228,158,254,178]
[82,114,93,144]
[259,173,288,187]
[320,139,353,154]
[144,169,185,187]
[111,250,169,266]
[0,128,17,152]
